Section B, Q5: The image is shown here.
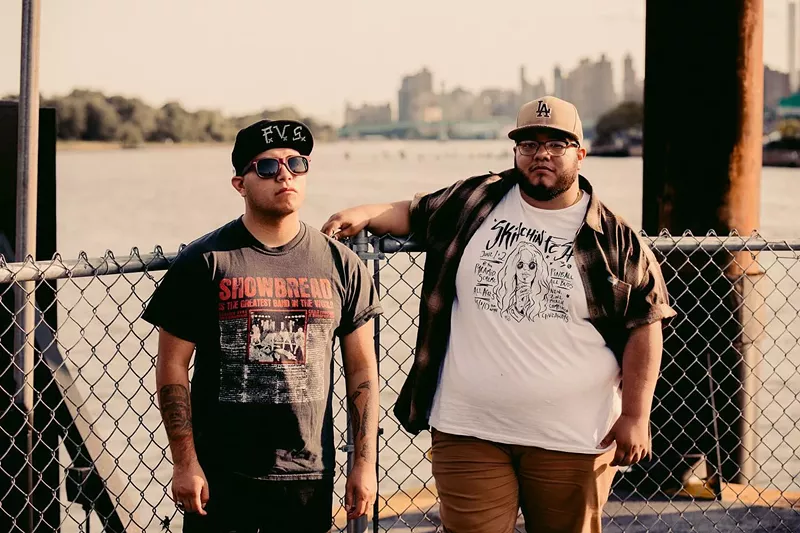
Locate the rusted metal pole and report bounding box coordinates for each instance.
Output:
[643,0,763,238]
[642,0,764,490]
[15,0,41,530]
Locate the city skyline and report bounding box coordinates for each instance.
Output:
[345,52,641,128]
[0,0,794,126]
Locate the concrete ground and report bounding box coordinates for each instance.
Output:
[372,494,800,532]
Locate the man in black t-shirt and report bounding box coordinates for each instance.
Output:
[143,119,383,532]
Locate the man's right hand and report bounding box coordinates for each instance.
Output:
[172,460,209,515]
[321,207,372,240]
[322,201,413,240]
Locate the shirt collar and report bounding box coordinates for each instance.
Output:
[498,169,604,234]
[578,174,604,234]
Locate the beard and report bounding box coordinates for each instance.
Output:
[515,161,577,201]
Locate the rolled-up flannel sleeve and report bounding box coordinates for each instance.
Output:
[408,181,464,241]
[625,236,678,330]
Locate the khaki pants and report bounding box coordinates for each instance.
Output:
[430,429,617,533]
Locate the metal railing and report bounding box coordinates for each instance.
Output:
[2,231,800,532]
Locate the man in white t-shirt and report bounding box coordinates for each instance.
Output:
[322,97,676,533]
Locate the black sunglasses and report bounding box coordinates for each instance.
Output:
[245,156,310,178]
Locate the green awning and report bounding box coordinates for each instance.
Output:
[778,92,800,117]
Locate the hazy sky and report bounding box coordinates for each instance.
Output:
[0,0,793,125]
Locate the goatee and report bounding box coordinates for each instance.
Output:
[514,164,577,201]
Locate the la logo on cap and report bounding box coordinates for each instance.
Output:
[535,100,552,118]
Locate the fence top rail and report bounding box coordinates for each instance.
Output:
[0,248,178,283]
[1,235,800,283]
[375,235,800,254]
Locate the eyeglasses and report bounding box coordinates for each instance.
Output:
[245,156,310,178]
[516,140,579,157]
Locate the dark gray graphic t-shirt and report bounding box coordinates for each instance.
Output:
[142,218,382,480]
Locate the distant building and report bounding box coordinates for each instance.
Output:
[440,87,477,122]
[398,68,434,122]
[408,91,440,123]
[553,66,564,99]
[765,65,791,112]
[437,86,510,123]
[344,102,392,126]
[622,54,643,103]
[478,88,519,118]
[519,66,547,108]
[422,105,443,123]
[556,55,617,125]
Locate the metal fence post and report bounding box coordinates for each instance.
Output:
[346,230,371,533]
[14,1,41,532]
[371,245,382,533]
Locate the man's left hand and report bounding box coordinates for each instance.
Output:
[345,461,377,520]
[598,414,651,467]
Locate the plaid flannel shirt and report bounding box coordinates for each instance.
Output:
[391,168,677,435]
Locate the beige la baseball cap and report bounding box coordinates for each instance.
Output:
[508,96,583,145]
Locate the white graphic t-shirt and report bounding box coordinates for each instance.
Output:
[428,184,622,454]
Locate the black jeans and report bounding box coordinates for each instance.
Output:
[181,471,334,533]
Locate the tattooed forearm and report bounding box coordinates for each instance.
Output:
[347,380,376,462]
[158,384,192,439]
[360,391,371,440]
[158,383,198,466]
[350,404,362,445]
[348,381,370,437]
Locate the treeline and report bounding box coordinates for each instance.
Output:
[2,89,336,146]
[594,101,644,145]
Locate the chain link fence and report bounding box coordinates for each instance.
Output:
[2,232,800,532]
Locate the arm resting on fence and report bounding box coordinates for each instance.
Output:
[599,321,663,467]
[155,327,209,515]
[341,321,380,520]
[322,201,412,239]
